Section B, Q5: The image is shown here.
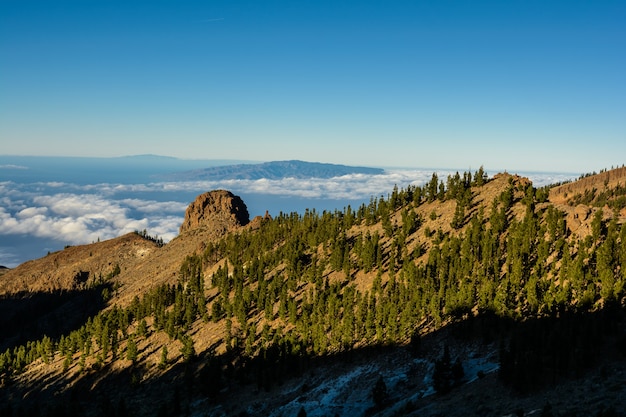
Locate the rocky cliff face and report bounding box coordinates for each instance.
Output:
[179,190,250,235]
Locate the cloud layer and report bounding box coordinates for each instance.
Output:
[0,185,186,246]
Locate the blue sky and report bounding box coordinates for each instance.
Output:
[1,0,624,173]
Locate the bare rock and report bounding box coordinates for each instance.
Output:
[575,204,590,221]
[249,210,273,231]
[179,190,250,235]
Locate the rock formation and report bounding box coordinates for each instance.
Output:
[179,190,250,235]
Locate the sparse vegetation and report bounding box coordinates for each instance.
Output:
[134,229,165,247]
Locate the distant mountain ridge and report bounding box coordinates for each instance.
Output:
[162,160,385,181]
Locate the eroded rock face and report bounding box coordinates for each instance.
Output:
[179,190,250,235]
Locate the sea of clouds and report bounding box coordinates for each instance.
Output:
[0,168,578,268]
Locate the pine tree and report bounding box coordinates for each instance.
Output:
[158,346,168,369]
[126,335,138,363]
[432,345,464,394]
[371,375,388,407]
[180,335,195,363]
[137,318,148,338]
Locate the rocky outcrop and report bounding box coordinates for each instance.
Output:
[249,210,273,231]
[179,190,250,235]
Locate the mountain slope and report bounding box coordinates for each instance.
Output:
[162,159,385,181]
[1,167,626,417]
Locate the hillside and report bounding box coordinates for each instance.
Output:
[1,167,626,417]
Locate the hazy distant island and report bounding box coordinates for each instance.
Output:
[161,160,385,181]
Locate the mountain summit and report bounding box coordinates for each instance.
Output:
[179,189,250,235]
[162,159,385,181]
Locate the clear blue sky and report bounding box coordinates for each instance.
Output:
[1,0,624,173]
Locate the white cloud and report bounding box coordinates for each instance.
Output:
[147,216,184,242]
[120,198,187,214]
[30,169,575,202]
[522,172,579,187]
[0,192,184,247]
[74,169,462,201]
[3,169,464,201]
[16,206,49,219]
[33,194,124,218]
[45,181,67,188]
[0,164,28,170]
[199,169,464,200]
